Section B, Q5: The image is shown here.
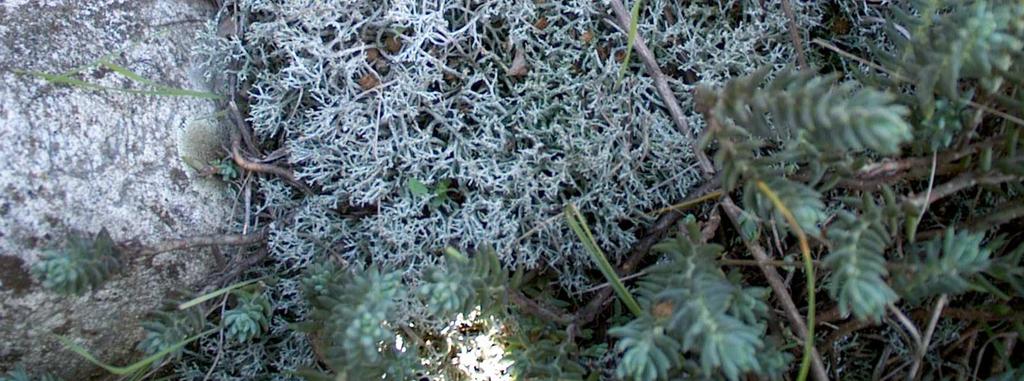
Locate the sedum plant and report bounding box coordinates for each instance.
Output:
[137,299,208,361]
[0,366,61,381]
[31,228,122,295]
[822,196,898,321]
[299,264,417,379]
[610,220,789,381]
[417,246,508,319]
[223,290,272,344]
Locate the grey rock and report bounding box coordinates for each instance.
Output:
[0,0,228,378]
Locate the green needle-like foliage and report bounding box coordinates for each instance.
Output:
[0,366,61,381]
[915,99,966,153]
[985,241,1024,298]
[611,220,784,381]
[988,367,1024,381]
[417,246,507,319]
[609,318,679,381]
[882,0,1024,110]
[743,177,827,237]
[895,228,993,302]
[713,68,912,156]
[418,264,472,318]
[29,1,1024,379]
[31,228,122,295]
[503,317,590,381]
[824,197,898,321]
[137,301,207,360]
[301,264,418,379]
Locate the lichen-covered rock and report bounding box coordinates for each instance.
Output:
[0,0,229,378]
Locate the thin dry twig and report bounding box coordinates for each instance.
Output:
[574,208,684,324]
[912,307,1024,323]
[647,189,723,215]
[604,1,827,376]
[888,305,923,351]
[575,180,720,325]
[915,196,1024,241]
[209,247,270,288]
[973,332,1020,380]
[909,294,948,381]
[720,197,830,381]
[580,269,651,293]
[508,289,574,325]
[700,206,721,243]
[607,0,715,175]
[914,151,938,226]
[780,0,808,69]
[905,171,1020,209]
[228,100,260,154]
[230,129,313,195]
[203,294,232,381]
[855,134,1004,180]
[125,231,266,258]
[822,319,875,357]
[719,258,823,268]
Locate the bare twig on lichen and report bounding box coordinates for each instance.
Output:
[124,231,266,258]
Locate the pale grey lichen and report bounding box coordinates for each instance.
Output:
[186,0,823,378]
[199,0,821,287]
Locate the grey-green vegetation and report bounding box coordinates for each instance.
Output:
[18,0,1024,380]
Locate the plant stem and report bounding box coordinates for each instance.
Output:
[59,328,219,376]
[780,0,808,69]
[910,294,948,381]
[565,203,644,317]
[647,189,723,215]
[607,0,715,174]
[230,129,313,195]
[755,180,817,381]
[507,289,574,324]
[128,231,266,257]
[178,277,267,310]
[575,179,709,325]
[905,171,1020,209]
[615,0,643,85]
[812,38,1024,127]
[720,198,830,380]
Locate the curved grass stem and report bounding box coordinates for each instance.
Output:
[615,0,644,85]
[647,189,723,216]
[565,203,644,317]
[58,328,218,376]
[755,180,817,381]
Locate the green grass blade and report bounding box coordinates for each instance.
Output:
[616,0,644,85]
[100,60,158,87]
[755,181,816,381]
[564,203,644,317]
[177,277,266,310]
[15,69,222,100]
[19,70,111,91]
[57,328,217,375]
[147,86,224,99]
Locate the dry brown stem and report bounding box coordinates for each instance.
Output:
[125,231,266,258]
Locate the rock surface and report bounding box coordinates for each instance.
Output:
[0,0,228,378]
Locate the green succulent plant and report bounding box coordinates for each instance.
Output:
[31,228,122,295]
